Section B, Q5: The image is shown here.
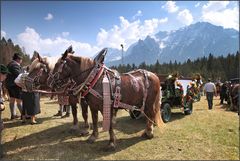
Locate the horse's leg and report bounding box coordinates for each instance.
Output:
[104,110,117,151]
[70,103,79,131]
[81,98,89,128]
[141,114,154,139]
[79,99,89,136]
[112,108,118,126]
[142,97,160,139]
[87,108,99,144]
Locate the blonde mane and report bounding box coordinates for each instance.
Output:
[29,56,58,73]
[68,54,94,71]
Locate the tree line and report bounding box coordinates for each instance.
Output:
[0,37,31,66]
[110,51,239,82]
[1,37,239,82]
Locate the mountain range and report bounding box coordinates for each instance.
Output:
[103,22,239,66]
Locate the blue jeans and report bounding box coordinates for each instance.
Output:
[206,92,214,109]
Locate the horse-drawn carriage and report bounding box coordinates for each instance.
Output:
[158,74,194,123]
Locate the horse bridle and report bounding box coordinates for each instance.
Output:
[47,59,95,90]
[25,64,48,91]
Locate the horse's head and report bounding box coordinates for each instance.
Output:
[47,45,95,92]
[26,52,56,91]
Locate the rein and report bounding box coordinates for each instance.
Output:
[32,89,65,95]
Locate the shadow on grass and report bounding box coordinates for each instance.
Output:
[219,104,239,114]
[169,112,185,122]
[3,116,53,129]
[3,122,144,160]
[44,101,58,104]
[114,111,186,134]
[114,115,146,134]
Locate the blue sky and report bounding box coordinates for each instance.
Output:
[1,1,239,57]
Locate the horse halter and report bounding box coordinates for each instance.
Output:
[25,66,48,91]
[47,60,71,89]
[48,58,96,92]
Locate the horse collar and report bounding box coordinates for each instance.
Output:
[72,64,105,97]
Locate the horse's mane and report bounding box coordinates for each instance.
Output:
[68,54,94,71]
[29,56,58,73]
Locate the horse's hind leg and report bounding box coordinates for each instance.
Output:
[87,108,99,144]
[141,100,157,139]
[142,119,154,139]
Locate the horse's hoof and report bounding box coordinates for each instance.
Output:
[103,142,116,152]
[68,128,78,134]
[84,124,90,129]
[79,129,89,136]
[141,131,153,139]
[87,135,97,144]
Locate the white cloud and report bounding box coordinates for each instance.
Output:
[96,16,168,50]
[202,1,239,30]
[62,32,69,37]
[195,2,200,8]
[132,10,143,20]
[16,14,169,57]
[44,13,53,21]
[17,27,99,57]
[177,9,193,25]
[162,1,179,13]
[1,30,6,38]
[202,1,229,12]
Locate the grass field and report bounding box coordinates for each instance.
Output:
[1,96,239,160]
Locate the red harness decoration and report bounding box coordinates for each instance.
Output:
[82,65,105,97]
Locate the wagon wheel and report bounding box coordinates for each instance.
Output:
[161,103,171,123]
[184,101,193,115]
[129,110,142,119]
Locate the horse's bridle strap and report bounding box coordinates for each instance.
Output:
[82,65,105,97]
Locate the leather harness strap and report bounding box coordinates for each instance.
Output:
[70,65,152,117]
[82,65,105,97]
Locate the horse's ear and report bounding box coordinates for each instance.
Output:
[36,51,43,62]
[62,45,72,60]
[66,45,73,53]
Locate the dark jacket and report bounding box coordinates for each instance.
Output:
[6,60,23,87]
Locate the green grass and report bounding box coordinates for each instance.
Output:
[1,96,239,160]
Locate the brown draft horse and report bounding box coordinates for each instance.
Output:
[26,53,89,135]
[47,47,163,150]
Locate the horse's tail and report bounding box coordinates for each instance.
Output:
[154,86,164,127]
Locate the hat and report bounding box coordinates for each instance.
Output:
[0,64,10,74]
[12,53,23,60]
[208,78,211,82]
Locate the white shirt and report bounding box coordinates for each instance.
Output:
[14,73,29,92]
[204,82,216,93]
